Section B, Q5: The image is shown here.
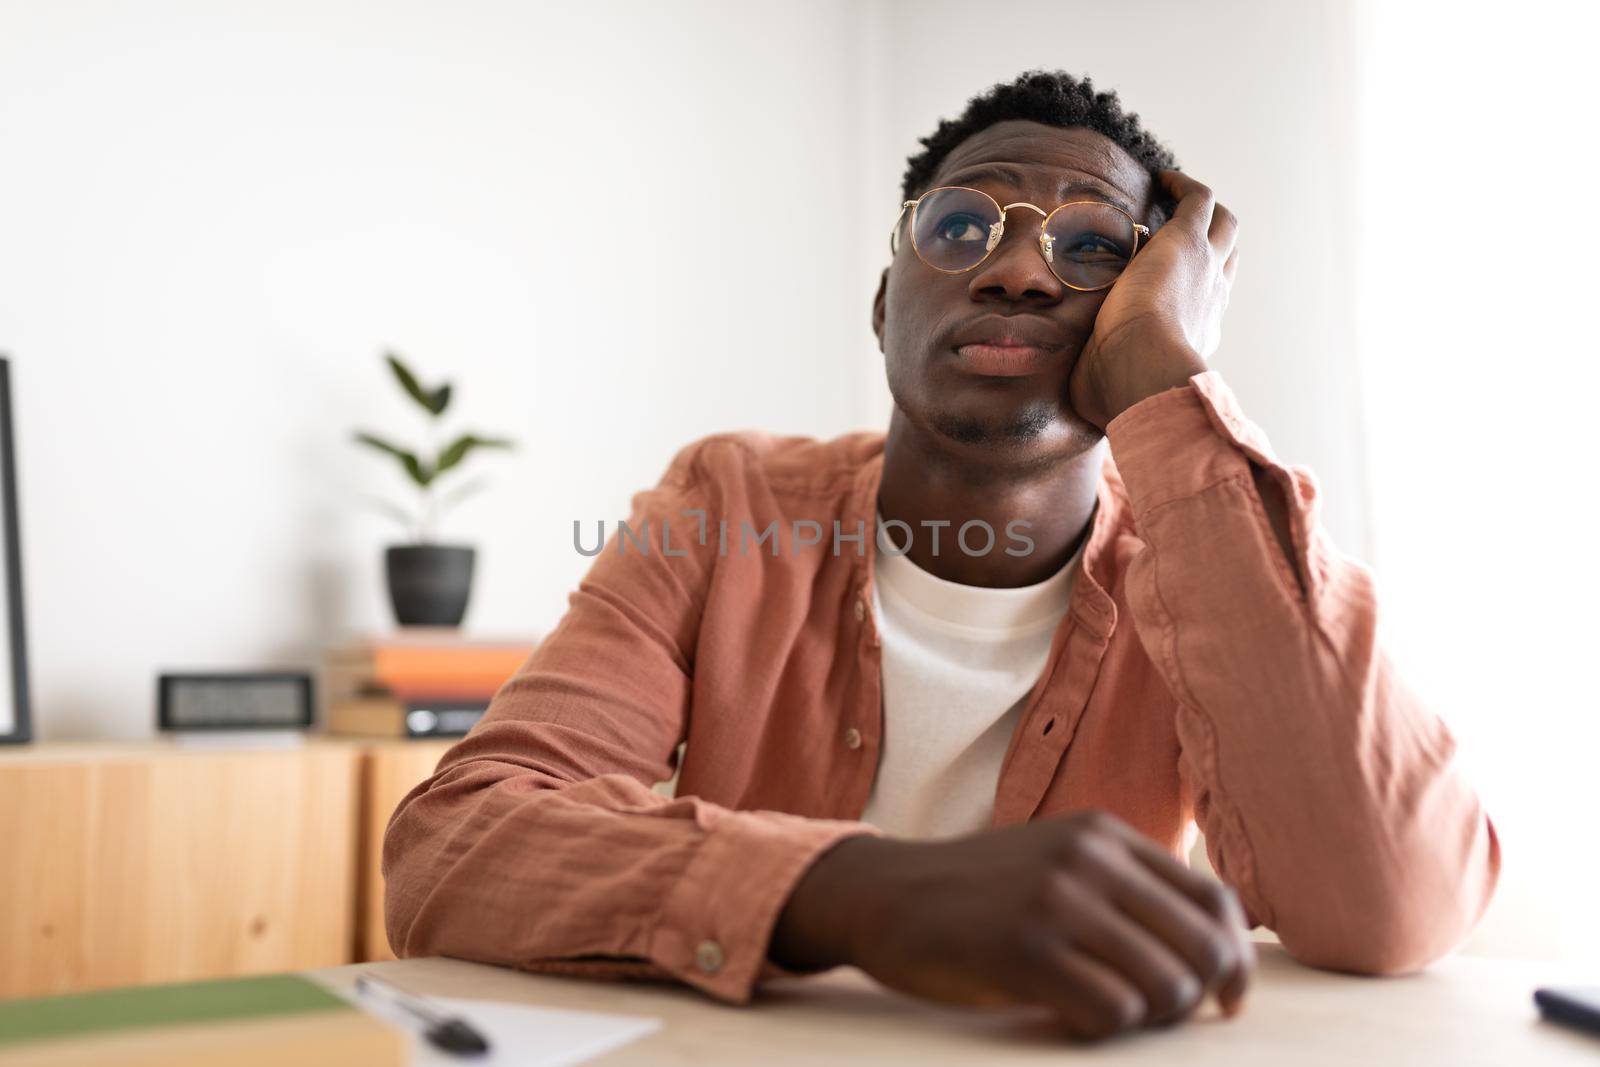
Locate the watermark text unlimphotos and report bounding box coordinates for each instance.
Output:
[573,510,1037,558]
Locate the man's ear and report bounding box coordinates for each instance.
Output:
[871,268,888,353]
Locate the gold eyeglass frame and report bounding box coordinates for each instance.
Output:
[889,185,1151,292]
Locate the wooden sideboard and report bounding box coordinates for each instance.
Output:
[354,739,454,962]
[0,738,453,1000]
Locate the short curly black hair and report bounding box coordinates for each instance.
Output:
[902,70,1178,215]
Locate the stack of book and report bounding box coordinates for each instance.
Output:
[321,629,539,739]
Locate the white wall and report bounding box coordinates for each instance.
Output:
[0,0,880,737]
[1352,0,1600,961]
[2,0,1367,742]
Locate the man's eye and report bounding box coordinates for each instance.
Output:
[1062,234,1127,257]
[1056,231,1132,259]
[935,214,987,242]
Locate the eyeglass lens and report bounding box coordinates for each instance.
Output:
[909,187,1136,290]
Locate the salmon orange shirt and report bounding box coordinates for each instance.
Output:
[382,371,1500,1003]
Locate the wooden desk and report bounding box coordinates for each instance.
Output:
[310,946,1597,1065]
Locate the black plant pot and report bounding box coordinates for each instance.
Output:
[385,544,476,627]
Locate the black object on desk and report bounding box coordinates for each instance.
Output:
[1535,986,1600,1039]
[357,972,491,1056]
[157,671,314,731]
[0,357,32,746]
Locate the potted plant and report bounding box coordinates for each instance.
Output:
[353,352,514,627]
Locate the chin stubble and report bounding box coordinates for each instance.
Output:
[930,401,1054,446]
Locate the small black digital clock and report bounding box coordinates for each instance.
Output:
[157,672,315,731]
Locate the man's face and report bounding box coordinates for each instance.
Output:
[874,120,1155,460]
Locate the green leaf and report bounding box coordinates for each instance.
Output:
[353,431,433,488]
[403,454,431,487]
[384,353,430,410]
[352,430,407,459]
[433,433,514,478]
[385,352,451,417]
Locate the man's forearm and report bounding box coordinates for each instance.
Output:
[384,720,875,1004]
[1105,371,1500,972]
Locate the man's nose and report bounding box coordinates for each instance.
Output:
[966,213,1063,305]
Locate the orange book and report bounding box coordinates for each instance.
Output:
[325,631,538,701]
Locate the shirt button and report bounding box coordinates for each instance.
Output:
[695,939,724,974]
[854,597,866,623]
[843,727,863,750]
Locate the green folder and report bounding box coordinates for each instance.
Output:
[0,975,350,1046]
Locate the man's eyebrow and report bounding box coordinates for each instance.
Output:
[937,163,1138,215]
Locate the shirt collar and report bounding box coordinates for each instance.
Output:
[848,444,1125,641]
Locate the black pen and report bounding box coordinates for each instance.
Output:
[356,971,491,1056]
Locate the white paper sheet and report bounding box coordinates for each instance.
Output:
[357,993,662,1067]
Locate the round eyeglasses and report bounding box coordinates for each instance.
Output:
[889,186,1150,292]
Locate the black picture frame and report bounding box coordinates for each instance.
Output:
[0,357,31,745]
[156,672,315,731]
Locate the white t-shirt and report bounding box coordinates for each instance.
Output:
[859,525,1084,839]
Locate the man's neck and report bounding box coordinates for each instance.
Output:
[877,410,1105,588]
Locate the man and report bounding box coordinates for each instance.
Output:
[383,70,1499,1041]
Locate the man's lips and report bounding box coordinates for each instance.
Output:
[952,341,1061,377]
[946,315,1070,378]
